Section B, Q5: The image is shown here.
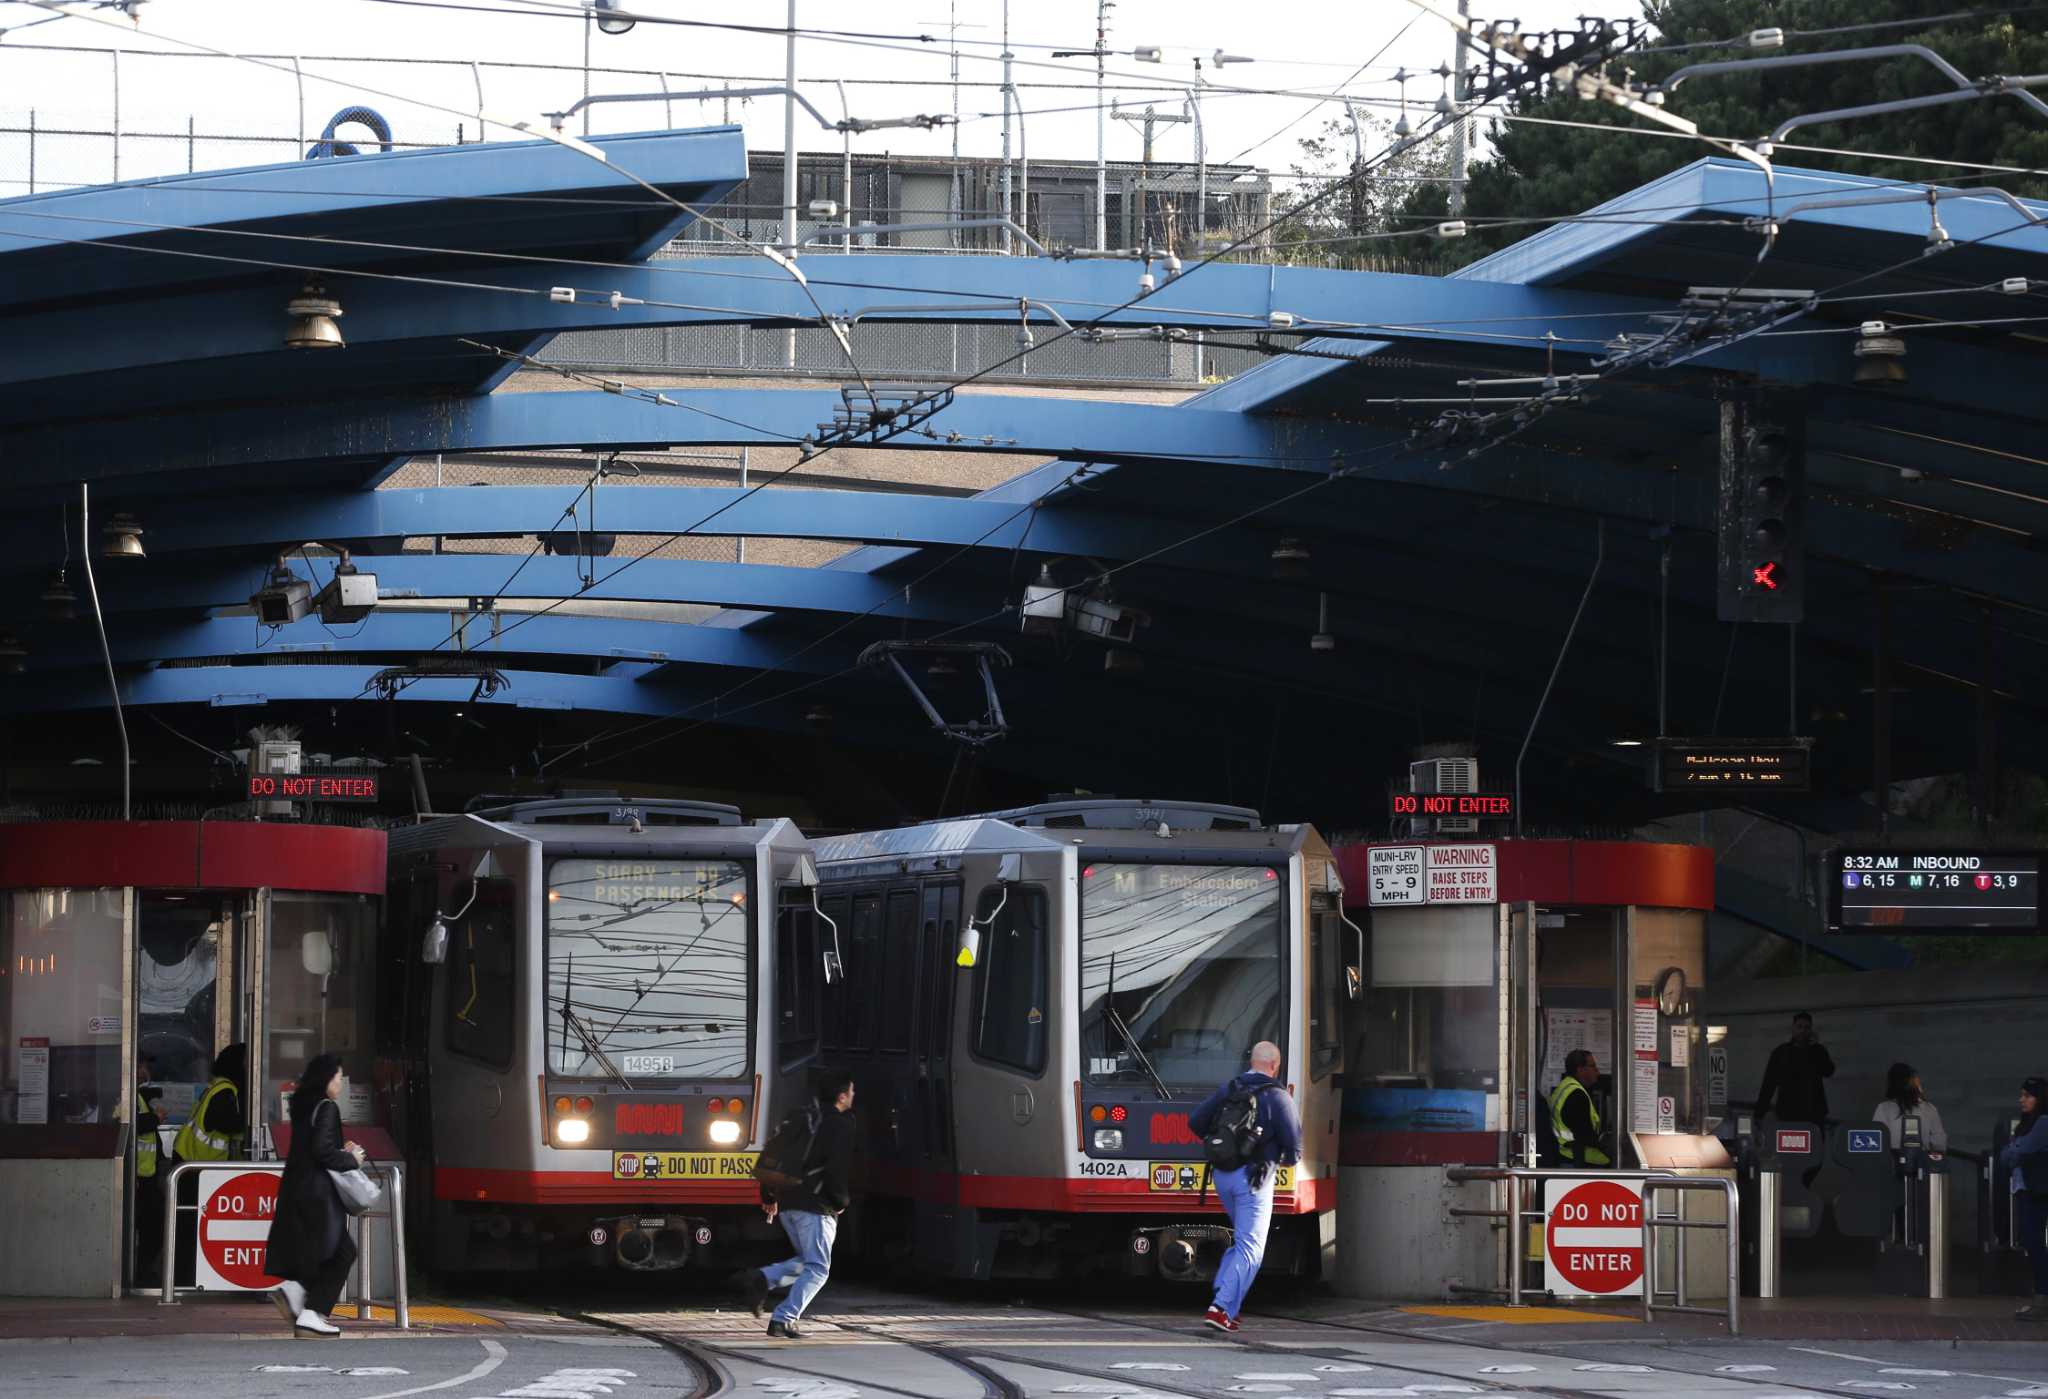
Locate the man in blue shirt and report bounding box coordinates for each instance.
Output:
[1189,1040,1302,1333]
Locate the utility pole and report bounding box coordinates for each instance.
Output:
[1001,0,1014,253]
[1096,0,1112,247]
[783,0,799,368]
[1448,0,1471,216]
[1113,100,1187,249]
[1054,0,1115,246]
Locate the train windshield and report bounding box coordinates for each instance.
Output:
[1079,862,1285,1090]
[544,857,752,1081]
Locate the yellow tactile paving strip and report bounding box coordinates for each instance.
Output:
[347,1304,504,1327]
[1400,1304,1637,1325]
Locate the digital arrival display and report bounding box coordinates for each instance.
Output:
[1828,850,2043,934]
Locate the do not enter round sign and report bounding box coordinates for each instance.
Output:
[195,1168,284,1292]
[1542,1177,1644,1296]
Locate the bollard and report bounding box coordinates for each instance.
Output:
[1927,1171,1948,1300]
[1755,1170,1781,1299]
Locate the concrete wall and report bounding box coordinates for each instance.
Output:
[1701,959,2048,1265]
[0,1158,121,1297]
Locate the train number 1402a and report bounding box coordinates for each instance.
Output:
[621,1056,675,1075]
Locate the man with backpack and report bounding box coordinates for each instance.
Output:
[1190,1041,1301,1333]
[739,1071,856,1338]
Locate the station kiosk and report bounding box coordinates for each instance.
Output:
[1330,838,1729,1304]
[0,819,385,1297]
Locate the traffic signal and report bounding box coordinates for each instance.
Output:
[1717,394,1805,623]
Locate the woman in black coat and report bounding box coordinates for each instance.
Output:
[262,1055,365,1336]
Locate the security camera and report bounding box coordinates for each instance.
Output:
[251,564,312,626]
[315,566,379,624]
[1068,594,1150,644]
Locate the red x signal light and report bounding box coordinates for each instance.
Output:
[1752,561,1780,590]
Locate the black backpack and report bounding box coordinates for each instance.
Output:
[1202,1083,1275,1173]
[752,1102,824,1194]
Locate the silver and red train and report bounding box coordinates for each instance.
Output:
[812,799,1356,1282]
[377,795,826,1274]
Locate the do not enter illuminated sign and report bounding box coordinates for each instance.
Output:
[1543,1177,1644,1297]
[246,772,382,803]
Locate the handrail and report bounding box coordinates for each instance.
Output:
[1446,1165,1739,1334]
[157,1159,409,1330]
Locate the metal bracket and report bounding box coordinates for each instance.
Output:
[859,639,1012,747]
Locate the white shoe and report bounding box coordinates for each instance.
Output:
[294,1310,340,1336]
[270,1281,306,1324]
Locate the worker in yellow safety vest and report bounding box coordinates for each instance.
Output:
[1549,1049,1612,1167]
[171,1044,247,1287]
[173,1044,247,1163]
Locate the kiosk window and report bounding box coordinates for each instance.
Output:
[971,886,1048,1075]
[1350,905,1498,1150]
[0,889,124,1132]
[444,879,516,1068]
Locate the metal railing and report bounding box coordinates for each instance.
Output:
[1446,1165,1741,1335]
[157,1159,410,1329]
[1642,1175,1741,1331]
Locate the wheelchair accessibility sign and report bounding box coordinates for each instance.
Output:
[1847,1129,1885,1153]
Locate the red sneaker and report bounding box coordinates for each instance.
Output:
[1203,1305,1238,1333]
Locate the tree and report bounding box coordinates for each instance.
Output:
[1271,111,1453,269]
[1400,0,2048,266]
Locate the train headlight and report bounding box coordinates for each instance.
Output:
[556,1118,591,1145]
[708,1119,743,1146]
[1092,1128,1124,1152]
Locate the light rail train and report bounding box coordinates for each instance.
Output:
[811,799,1358,1282]
[376,795,824,1274]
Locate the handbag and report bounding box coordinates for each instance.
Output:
[316,1101,383,1216]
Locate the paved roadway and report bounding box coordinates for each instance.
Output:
[5,1281,2047,1399]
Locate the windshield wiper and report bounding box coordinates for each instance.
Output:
[1102,951,1170,1101]
[560,960,634,1091]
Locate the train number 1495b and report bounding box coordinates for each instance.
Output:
[621,1055,675,1075]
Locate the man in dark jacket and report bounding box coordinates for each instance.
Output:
[1189,1041,1301,1333]
[1755,1012,1836,1125]
[745,1071,856,1339]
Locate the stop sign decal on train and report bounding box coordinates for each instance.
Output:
[1543,1178,1644,1296]
[195,1168,284,1291]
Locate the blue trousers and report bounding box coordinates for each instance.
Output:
[1211,1165,1274,1319]
[760,1209,837,1324]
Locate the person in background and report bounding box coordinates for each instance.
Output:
[2002,1077,2048,1322]
[744,1071,856,1340]
[133,1054,164,1288]
[1755,1011,1835,1125]
[172,1043,247,1286]
[1550,1049,1612,1167]
[263,1054,366,1337]
[1873,1062,1947,1156]
[1190,1040,1302,1334]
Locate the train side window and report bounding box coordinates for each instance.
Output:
[1310,910,1343,1080]
[970,884,1048,1076]
[931,884,960,1061]
[776,901,818,1064]
[850,895,884,1052]
[444,878,517,1069]
[880,890,917,1053]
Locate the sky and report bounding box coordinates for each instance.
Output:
[0,0,1607,191]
